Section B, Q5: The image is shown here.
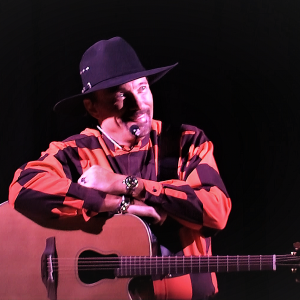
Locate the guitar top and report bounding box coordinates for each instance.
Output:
[0,201,299,300]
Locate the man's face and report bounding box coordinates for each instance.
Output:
[92,77,154,138]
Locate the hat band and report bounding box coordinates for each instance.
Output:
[82,82,92,93]
[81,67,146,94]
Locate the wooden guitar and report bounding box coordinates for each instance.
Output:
[0,201,299,300]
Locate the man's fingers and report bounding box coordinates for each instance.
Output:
[127,204,162,224]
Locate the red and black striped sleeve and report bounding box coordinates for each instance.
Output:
[143,124,231,231]
[8,130,107,220]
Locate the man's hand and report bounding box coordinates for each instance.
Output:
[95,193,167,225]
[78,165,145,199]
[78,165,125,195]
[77,166,162,221]
[128,201,167,225]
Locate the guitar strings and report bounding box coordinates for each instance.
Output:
[46,254,299,272]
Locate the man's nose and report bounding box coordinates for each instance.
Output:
[125,93,144,110]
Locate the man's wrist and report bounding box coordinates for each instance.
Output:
[121,176,145,201]
[132,180,145,201]
[117,195,131,214]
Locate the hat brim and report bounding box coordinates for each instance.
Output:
[53,63,178,116]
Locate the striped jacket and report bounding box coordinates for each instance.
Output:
[9,119,231,299]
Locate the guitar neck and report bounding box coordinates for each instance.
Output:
[116,254,279,277]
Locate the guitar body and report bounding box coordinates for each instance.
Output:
[1,201,299,300]
[0,201,154,300]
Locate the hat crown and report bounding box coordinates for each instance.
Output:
[79,37,145,90]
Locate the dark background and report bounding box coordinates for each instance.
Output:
[1,0,300,299]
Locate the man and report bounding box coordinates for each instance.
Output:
[9,37,231,299]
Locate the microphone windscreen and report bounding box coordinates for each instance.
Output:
[129,125,141,137]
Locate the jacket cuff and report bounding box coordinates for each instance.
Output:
[67,182,105,213]
[142,179,163,204]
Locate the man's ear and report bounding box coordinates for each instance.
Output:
[83,98,99,119]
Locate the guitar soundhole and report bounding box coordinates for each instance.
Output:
[78,250,118,284]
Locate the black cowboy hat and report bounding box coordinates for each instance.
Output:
[53,36,178,116]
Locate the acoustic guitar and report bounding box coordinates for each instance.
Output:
[0,201,299,300]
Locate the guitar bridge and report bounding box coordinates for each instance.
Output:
[41,237,58,300]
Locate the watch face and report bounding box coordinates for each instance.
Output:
[125,176,138,189]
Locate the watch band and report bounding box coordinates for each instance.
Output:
[117,195,131,214]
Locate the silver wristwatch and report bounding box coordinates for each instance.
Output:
[122,175,138,194]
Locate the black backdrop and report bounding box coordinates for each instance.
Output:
[1,1,300,299]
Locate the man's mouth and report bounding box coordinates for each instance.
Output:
[125,109,150,123]
[135,112,148,123]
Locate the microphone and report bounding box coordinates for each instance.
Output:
[129,125,141,137]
